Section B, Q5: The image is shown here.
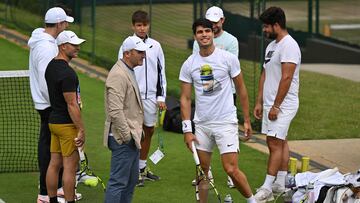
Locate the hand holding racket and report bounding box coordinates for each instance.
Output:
[191,142,221,203]
[74,132,85,150]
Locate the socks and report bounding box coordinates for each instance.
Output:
[246,195,257,203]
[261,174,276,190]
[274,170,287,186]
[139,160,147,171]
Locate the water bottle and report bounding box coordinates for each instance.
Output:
[283,190,294,203]
[224,194,233,203]
[284,173,296,203]
[285,173,296,188]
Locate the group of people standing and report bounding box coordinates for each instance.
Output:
[180,5,301,203]
[29,7,86,203]
[28,3,300,203]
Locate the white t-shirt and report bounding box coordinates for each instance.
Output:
[179,48,240,124]
[193,31,239,94]
[263,34,301,109]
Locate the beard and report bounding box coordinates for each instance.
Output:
[213,27,220,36]
[266,31,278,40]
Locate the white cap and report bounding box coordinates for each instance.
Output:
[57,30,85,45]
[45,7,74,23]
[122,36,148,52]
[205,6,224,22]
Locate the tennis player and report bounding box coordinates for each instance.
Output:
[192,5,240,188]
[180,18,256,203]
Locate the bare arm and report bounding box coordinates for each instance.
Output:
[63,92,85,148]
[233,73,252,136]
[180,81,196,151]
[268,62,296,121]
[254,69,266,119]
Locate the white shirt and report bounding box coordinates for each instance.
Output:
[193,31,239,94]
[263,34,301,109]
[179,48,240,124]
[28,28,58,110]
[118,36,166,102]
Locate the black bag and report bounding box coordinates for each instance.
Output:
[163,96,195,134]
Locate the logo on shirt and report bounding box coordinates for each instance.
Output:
[265,50,274,64]
[200,64,221,95]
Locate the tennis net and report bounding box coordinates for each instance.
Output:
[0,70,39,172]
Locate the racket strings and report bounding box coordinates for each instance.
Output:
[77,153,106,191]
[196,167,221,203]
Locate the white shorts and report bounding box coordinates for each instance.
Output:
[261,107,298,140]
[142,98,157,127]
[195,123,239,154]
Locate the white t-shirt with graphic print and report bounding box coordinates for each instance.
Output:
[263,34,301,110]
[179,48,240,124]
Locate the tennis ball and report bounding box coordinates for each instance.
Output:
[84,178,98,187]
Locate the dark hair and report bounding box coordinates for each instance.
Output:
[192,18,213,34]
[45,23,56,28]
[259,7,286,29]
[132,10,149,25]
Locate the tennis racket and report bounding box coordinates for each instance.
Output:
[77,148,106,191]
[191,142,221,203]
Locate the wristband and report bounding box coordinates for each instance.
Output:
[182,120,192,133]
[272,105,280,110]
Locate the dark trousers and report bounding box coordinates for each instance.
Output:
[37,107,62,195]
[105,136,139,203]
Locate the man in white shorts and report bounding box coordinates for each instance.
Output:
[118,10,166,186]
[192,6,240,188]
[180,18,256,203]
[253,7,301,203]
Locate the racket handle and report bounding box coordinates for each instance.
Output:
[191,141,200,165]
[78,147,86,161]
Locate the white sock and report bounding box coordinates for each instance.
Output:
[274,171,287,186]
[261,174,276,190]
[139,159,147,171]
[246,195,257,203]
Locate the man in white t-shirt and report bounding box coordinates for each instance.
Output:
[253,7,301,203]
[192,5,240,189]
[180,18,257,203]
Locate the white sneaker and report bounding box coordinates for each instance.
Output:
[227,176,235,188]
[37,195,49,203]
[272,182,285,194]
[57,187,82,201]
[254,187,274,203]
